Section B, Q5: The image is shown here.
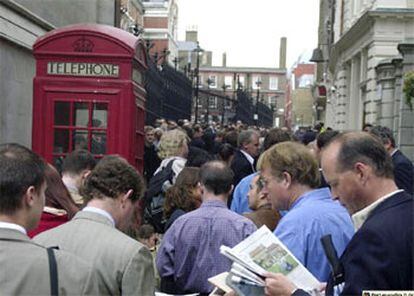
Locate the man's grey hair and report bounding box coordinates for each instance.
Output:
[238,130,259,148]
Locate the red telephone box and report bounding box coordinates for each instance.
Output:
[32,24,147,171]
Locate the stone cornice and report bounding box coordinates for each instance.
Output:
[1,0,54,31]
[199,66,286,75]
[329,8,414,72]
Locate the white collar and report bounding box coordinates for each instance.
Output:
[240,150,255,166]
[352,189,403,230]
[82,206,115,227]
[0,221,27,235]
[62,177,79,194]
[390,148,398,157]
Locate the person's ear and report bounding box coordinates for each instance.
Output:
[81,169,92,180]
[354,162,369,184]
[281,172,292,188]
[23,186,37,208]
[120,189,133,208]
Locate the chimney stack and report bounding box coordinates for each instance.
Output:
[186,30,198,42]
[222,52,227,67]
[279,37,287,69]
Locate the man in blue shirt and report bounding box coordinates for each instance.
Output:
[259,141,354,282]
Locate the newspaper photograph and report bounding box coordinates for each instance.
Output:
[221,225,320,291]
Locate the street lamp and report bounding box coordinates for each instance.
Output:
[255,80,262,126]
[193,42,204,123]
[221,84,230,125]
[205,77,214,124]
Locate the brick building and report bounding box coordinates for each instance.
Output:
[142,0,178,65]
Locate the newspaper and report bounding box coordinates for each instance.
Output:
[220,225,321,291]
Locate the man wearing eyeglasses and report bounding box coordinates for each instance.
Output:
[258,141,354,282]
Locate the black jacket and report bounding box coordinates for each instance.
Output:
[392,150,414,195]
[326,191,413,295]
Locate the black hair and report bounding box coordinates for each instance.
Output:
[62,149,96,175]
[369,126,396,147]
[316,130,340,150]
[0,143,46,214]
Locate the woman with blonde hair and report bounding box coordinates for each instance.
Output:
[154,129,189,183]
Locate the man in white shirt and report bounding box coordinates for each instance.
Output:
[35,155,155,295]
[0,143,99,295]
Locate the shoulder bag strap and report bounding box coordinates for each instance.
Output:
[47,247,59,296]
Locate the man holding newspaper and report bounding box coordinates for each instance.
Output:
[261,132,413,295]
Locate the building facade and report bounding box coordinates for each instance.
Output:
[0,1,53,146]
[142,0,178,65]
[314,0,414,160]
[291,63,317,127]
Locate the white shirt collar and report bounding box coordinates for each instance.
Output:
[62,177,79,194]
[240,150,255,166]
[82,206,115,227]
[390,148,398,157]
[352,189,403,230]
[0,222,27,235]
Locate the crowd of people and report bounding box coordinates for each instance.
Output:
[0,118,412,295]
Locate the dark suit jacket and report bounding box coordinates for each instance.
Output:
[392,150,414,195]
[229,150,255,207]
[231,150,255,187]
[326,191,413,295]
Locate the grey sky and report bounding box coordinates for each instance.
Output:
[176,0,320,69]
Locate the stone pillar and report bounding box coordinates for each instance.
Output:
[335,65,349,131]
[375,60,396,128]
[397,43,414,162]
[392,58,403,135]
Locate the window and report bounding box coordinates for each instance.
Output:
[208,96,217,109]
[268,96,277,107]
[252,75,261,89]
[53,100,108,167]
[224,76,233,89]
[269,76,279,90]
[208,75,217,88]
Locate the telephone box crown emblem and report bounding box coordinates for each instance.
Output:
[73,37,94,52]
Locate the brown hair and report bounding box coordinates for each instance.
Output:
[44,164,79,219]
[258,141,320,188]
[80,155,145,203]
[163,167,201,219]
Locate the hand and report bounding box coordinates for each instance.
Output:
[264,272,297,296]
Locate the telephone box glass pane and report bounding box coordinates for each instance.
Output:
[54,129,70,153]
[91,131,107,154]
[73,130,88,150]
[54,101,70,126]
[92,103,108,128]
[73,102,89,127]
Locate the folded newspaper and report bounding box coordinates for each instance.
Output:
[220,225,321,292]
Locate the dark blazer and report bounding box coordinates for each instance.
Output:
[231,150,255,187]
[326,191,413,295]
[392,150,414,195]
